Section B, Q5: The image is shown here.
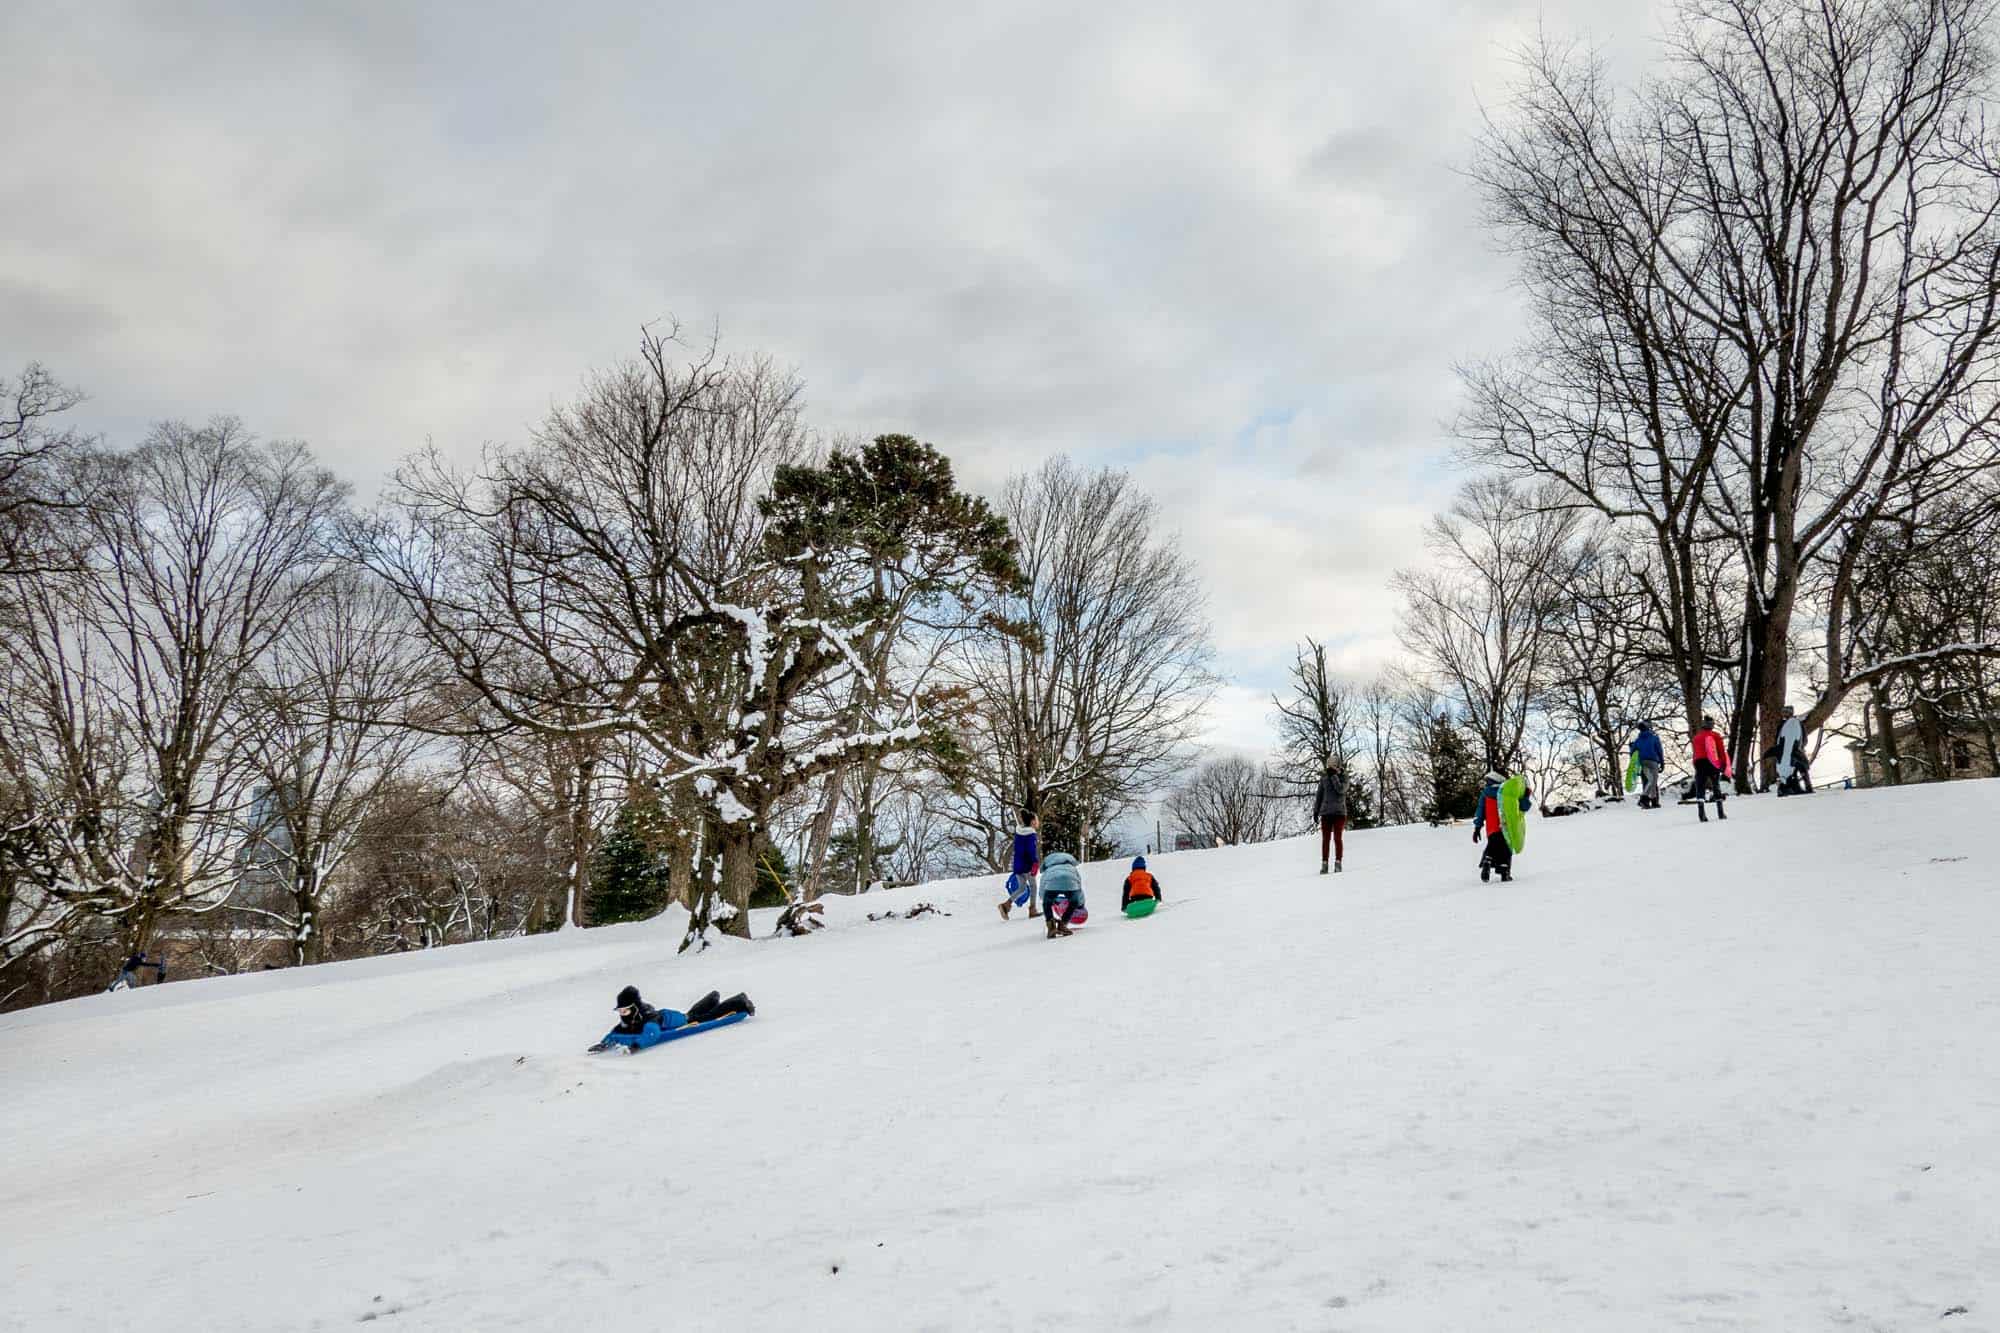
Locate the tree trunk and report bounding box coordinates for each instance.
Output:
[718,830,756,939]
[800,768,845,902]
[851,754,885,892]
[1871,682,1902,787]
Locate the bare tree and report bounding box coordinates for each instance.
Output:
[1271,637,1364,806]
[234,571,440,963]
[1393,478,1581,772]
[1467,0,2000,785]
[0,422,347,974]
[953,458,1216,863]
[1164,754,1289,846]
[365,331,1021,946]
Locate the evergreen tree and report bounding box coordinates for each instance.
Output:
[1421,715,1483,824]
[586,800,672,925]
[752,838,791,909]
[823,825,903,894]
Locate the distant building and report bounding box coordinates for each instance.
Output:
[1846,715,1999,787]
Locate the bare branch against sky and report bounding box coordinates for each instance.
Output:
[0,0,1660,750]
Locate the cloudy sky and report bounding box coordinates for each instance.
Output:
[2,0,1662,754]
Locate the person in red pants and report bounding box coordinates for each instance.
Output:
[1313,761,1347,874]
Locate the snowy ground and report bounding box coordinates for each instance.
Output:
[5,782,1998,1332]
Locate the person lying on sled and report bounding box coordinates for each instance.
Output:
[589,984,754,1052]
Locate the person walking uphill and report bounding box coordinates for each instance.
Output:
[1474,770,1532,883]
[1691,716,1731,821]
[1629,721,1665,809]
[998,809,1041,920]
[1774,706,1813,796]
[1313,761,1348,874]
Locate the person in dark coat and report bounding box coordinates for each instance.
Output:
[107,951,166,992]
[591,984,754,1053]
[998,808,1040,921]
[1312,761,1348,875]
[1629,721,1665,809]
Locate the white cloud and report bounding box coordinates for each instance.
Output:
[0,0,1665,752]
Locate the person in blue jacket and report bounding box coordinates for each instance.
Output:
[1629,720,1666,809]
[998,808,1041,921]
[590,985,754,1054]
[1039,851,1088,938]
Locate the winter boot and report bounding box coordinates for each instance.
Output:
[1499,869,1512,883]
[1334,860,1343,874]
[1480,861,1492,883]
[1320,861,1329,875]
[1697,801,1709,823]
[998,900,1011,921]
[1716,798,1727,821]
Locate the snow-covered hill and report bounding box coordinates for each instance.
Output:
[6,782,1998,1331]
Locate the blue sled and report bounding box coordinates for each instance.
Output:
[644,1011,750,1048]
[596,1011,751,1054]
[1006,873,1032,907]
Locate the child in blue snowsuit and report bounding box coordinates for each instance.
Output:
[998,809,1040,921]
[590,985,754,1054]
[1039,852,1087,938]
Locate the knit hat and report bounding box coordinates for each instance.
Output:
[1132,855,1147,870]
[1485,770,1504,784]
[615,985,642,1010]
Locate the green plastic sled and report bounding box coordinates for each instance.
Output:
[1123,898,1159,918]
[1500,774,1528,854]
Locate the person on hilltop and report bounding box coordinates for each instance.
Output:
[589,985,754,1054]
[998,808,1041,921]
[1120,856,1163,915]
[107,950,166,992]
[1629,720,1665,810]
[1474,770,1532,883]
[1312,760,1348,875]
[1774,705,1813,797]
[1690,715,1732,821]
[1039,851,1089,938]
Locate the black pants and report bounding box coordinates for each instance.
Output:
[1481,831,1512,876]
[686,991,751,1023]
[1692,759,1727,803]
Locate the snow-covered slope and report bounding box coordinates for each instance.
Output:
[6,783,1998,1332]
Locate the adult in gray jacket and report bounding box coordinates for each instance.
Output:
[1313,762,1347,875]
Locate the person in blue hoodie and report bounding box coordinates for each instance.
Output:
[1628,720,1666,809]
[998,808,1041,920]
[589,985,754,1054]
[1039,851,1088,938]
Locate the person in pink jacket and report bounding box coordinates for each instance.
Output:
[1690,715,1731,822]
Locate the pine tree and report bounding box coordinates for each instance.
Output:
[1422,716,1483,824]
[823,825,906,894]
[752,839,792,908]
[586,800,672,925]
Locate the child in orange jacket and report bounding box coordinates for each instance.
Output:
[1120,856,1163,912]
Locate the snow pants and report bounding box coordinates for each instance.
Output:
[1692,759,1728,804]
[686,991,752,1023]
[1319,816,1346,865]
[1481,830,1513,878]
